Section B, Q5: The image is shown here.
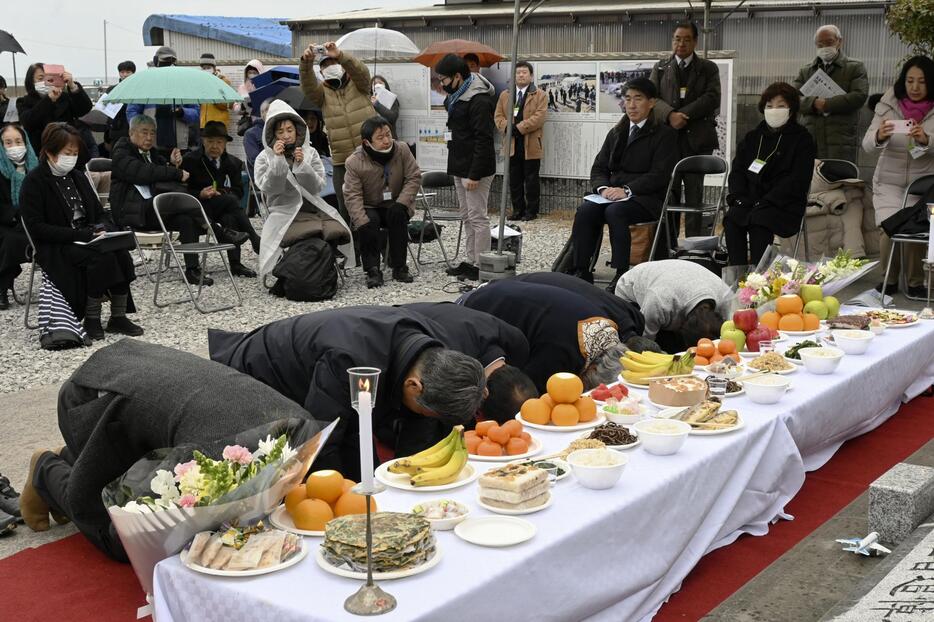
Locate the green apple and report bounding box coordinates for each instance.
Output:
[720,320,736,336]
[803,300,828,320]
[800,284,823,304]
[823,296,840,319]
[720,327,746,352]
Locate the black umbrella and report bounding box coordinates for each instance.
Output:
[277,86,320,114]
[0,30,26,93]
[78,109,111,132]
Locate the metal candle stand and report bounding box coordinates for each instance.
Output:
[343,481,395,615]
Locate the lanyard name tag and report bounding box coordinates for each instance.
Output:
[513,106,521,117]
[223,175,231,188]
[748,158,767,174]
[383,189,393,201]
[679,87,687,99]
[444,131,453,142]
[910,144,928,160]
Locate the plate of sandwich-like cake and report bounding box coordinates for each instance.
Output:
[181,527,305,577]
[476,463,553,515]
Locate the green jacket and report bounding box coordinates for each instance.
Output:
[792,52,868,162]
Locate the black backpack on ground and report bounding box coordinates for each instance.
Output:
[269,237,338,302]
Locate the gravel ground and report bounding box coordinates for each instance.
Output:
[0,214,576,394]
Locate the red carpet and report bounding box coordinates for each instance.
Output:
[656,392,934,621]
[2,396,931,622]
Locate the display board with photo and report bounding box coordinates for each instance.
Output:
[536,62,598,120]
[597,61,655,119]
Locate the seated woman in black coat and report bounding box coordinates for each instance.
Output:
[0,125,37,309]
[19,123,143,348]
[570,78,679,292]
[723,82,817,279]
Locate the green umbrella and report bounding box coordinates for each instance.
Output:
[104,66,241,104]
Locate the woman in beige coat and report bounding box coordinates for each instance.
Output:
[862,56,934,298]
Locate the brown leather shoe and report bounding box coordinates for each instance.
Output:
[49,447,70,526]
[20,450,51,531]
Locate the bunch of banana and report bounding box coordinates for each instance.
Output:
[387,426,468,487]
[667,350,696,375]
[620,350,674,385]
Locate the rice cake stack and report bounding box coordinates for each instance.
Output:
[648,375,707,407]
[322,512,436,573]
[479,463,550,511]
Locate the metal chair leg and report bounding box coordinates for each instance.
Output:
[23,261,38,330]
[648,209,667,262]
[881,238,897,308]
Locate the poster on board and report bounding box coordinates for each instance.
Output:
[367,63,429,115]
[416,118,449,172]
[597,61,654,120]
[536,62,597,119]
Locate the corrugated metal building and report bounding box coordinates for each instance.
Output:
[143,15,291,63]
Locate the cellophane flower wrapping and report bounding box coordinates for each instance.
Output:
[102,418,337,596]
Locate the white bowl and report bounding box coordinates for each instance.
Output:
[798,346,844,374]
[601,403,647,425]
[743,374,792,404]
[832,329,874,355]
[411,499,470,531]
[566,449,628,489]
[869,323,886,335]
[632,419,691,455]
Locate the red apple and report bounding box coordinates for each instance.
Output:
[769,327,780,340]
[733,309,759,333]
[746,325,773,352]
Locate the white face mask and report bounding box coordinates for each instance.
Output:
[49,154,78,176]
[367,140,393,154]
[816,46,838,63]
[34,81,51,95]
[321,65,345,81]
[764,108,790,129]
[6,145,26,163]
[373,83,385,92]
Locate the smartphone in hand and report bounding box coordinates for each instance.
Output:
[44,64,66,88]
[888,119,913,135]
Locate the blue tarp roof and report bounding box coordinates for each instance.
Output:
[143,15,291,58]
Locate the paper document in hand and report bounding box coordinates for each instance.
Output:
[73,231,134,246]
[376,88,398,110]
[798,69,847,99]
[94,94,125,120]
[3,98,17,123]
[491,224,522,239]
[584,193,628,204]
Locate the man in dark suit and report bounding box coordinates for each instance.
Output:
[181,121,261,277]
[570,78,679,292]
[650,21,721,238]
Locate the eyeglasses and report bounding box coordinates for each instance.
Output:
[673,37,694,44]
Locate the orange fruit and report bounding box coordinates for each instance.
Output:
[546,372,584,404]
[477,439,504,456]
[776,295,804,315]
[333,490,377,517]
[465,434,482,454]
[551,403,580,426]
[305,470,344,505]
[710,352,724,363]
[519,431,532,443]
[501,420,523,438]
[342,479,356,493]
[698,338,713,346]
[778,313,804,331]
[284,485,307,513]
[718,338,736,355]
[475,420,497,437]
[290,498,333,531]
[695,355,710,366]
[760,311,780,330]
[520,398,551,425]
[540,394,555,409]
[802,312,820,331]
[464,430,479,441]
[697,342,716,358]
[487,425,510,446]
[726,353,741,362]
[506,437,530,455]
[574,396,597,422]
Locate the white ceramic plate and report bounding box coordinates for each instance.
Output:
[618,372,696,391]
[476,492,554,515]
[454,516,536,547]
[721,386,745,398]
[779,329,823,337]
[315,544,443,580]
[269,504,324,537]
[181,539,307,577]
[856,310,920,328]
[655,407,745,436]
[576,430,640,450]
[467,436,543,462]
[516,412,605,432]
[506,457,571,482]
[746,361,798,375]
[375,461,479,492]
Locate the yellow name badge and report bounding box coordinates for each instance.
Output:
[748,158,766,174]
[513,106,521,117]
[679,87,687,99]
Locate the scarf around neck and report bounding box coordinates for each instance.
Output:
[899,97,934,124]
[444,74,474,110]
[0,143,38,209]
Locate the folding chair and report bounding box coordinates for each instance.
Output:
[414,171,462,268]
[244,163,269,223]
[788,159,861,261]
[85,158,112,208]
[881,173,934,306]
[648,155,729,261]
[17,221,40,330]
[151,193,242,314]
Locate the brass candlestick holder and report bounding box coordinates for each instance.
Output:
[343,481,395,616]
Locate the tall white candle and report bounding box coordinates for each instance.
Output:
[358,386,374,490]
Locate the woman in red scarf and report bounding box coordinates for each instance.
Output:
[863,55,934,299]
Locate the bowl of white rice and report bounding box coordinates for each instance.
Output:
[632,419,691,455]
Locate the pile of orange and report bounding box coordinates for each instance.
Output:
[283,469,376,531]
[519,372,597,427]
[466,419,533,456]
[692,338,741,366]
[760,295,820,332]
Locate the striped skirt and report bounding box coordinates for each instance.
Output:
[38,272,89,350]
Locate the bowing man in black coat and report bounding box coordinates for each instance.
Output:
[571,78,679,293]
[19,339,319,561]
[181,121,261,277]
[459,279,643,394]
[208,306,486,479]
[399,302,537,424]
[724,82,817,270]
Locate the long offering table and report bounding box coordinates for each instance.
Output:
[153,312,934,622]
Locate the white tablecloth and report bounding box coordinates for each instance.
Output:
[153,313,934,622]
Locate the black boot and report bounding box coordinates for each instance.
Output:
[217,226,248,246]
[366,267,384,289]
[106,316,144,336]
[392,266,414,283]
[522,213,538,221]
[572,269,594,284]
[231,263,258,278]
[84,317,105,341]
[184,268,214,286]
[445,262,473,277]
[0,290,9,310]
[458,264,480,281]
